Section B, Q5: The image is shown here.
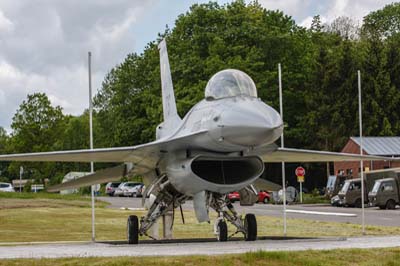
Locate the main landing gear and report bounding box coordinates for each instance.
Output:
[209,192,257,241]
[126,175,257,244]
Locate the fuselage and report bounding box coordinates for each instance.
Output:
[155,95,283,196]
[158,95,283,153]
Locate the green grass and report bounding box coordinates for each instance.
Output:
[298,193,330,204]
[1,248,399,266]
[0,191,92,200]
[1,196,400,243]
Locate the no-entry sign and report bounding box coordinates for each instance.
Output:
[295,166,305,177]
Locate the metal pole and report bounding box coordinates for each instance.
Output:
[358,70,365,235]
[19,166,23,193]
[300,182,303,203]
[278,63,287,236]
[88,51,95,242]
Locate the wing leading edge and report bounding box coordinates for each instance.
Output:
[0,131,208,173]
[260,147,398,163]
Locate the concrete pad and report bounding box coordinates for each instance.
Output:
[0,236,399,259]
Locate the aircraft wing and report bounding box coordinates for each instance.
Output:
[257,147,397,163]
[47,164,127,192]
[0,131,207,175]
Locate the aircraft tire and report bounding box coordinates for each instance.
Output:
[244,213,257,241]
[127,215,139,244]
[217,220,228,242]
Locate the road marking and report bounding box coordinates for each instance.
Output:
[119,207,146,211]
[286,209,357,217]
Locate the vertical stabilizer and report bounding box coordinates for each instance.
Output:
[158,39,181,123]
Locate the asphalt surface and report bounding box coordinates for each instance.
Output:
[1,236,400,259]
[99,196,400,227]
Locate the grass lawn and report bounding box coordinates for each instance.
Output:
[0,248,399,266]
[1,195,400,243]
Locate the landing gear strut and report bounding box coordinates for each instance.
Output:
[127,174,189,244]
[209,193,257,241]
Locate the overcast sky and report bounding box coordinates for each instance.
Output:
[0,0,394,133]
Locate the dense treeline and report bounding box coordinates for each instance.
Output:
[0,1,400,185]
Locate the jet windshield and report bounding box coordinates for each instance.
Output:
[205,69,258,100]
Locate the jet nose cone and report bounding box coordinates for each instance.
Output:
[220,99,283,147]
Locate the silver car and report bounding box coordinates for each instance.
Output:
[0,182,15,192]
[114,182,142,197]
[124,183,143,198]
[124,183,144,197]
[105,182,121,196]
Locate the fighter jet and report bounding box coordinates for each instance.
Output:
[0,39,393,244]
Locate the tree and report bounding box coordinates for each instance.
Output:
[0,127,9,180]
[362,2,400,39]
[326,16,360,40]
[94,1,313,149]
[8,93,67,182]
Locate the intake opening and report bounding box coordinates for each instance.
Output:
[191,156,263,185]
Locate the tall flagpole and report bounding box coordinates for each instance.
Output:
[278,63,287,236]
[358,70,365,235]
[88,51,96,242]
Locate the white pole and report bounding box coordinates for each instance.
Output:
[300,182,303,203]
[88,51,95,242]
[358,70,365,235]
[278,63,287,236]
[19,166,23,193]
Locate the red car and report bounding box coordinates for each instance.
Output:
[258,190,271,204]
[228,191,240,202]
[228,191,271,204]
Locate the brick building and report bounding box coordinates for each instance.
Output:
[334,137,400,178]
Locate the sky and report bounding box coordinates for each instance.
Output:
[0,0,395,133]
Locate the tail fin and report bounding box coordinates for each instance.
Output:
[158,39,181,123]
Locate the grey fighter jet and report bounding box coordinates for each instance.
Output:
[0,39,394,243]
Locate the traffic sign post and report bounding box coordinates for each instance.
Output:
[295,167,305,203]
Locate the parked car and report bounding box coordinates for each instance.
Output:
[114,182,127,197]
[0,182,15,192]
[257,190,270,203]
[105,182,121,196]
[228,191,240,202]
[330,194,342,206]
[123,183,144,197]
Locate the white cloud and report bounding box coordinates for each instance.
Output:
[0,9,13,32]
[0,1,156,131]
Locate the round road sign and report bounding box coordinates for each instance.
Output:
[295,166,305,177]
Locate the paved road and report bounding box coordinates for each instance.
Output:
[98,196,400,227]
[1,236,400,259]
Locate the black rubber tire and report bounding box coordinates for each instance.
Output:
[354,198,362,208]
[386,200,396,210]
[244,213,257,241]
[217,220,228,242]
[263,197,269,204]
[127,215,139,244]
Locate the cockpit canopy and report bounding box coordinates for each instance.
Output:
[205,69,258,100]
